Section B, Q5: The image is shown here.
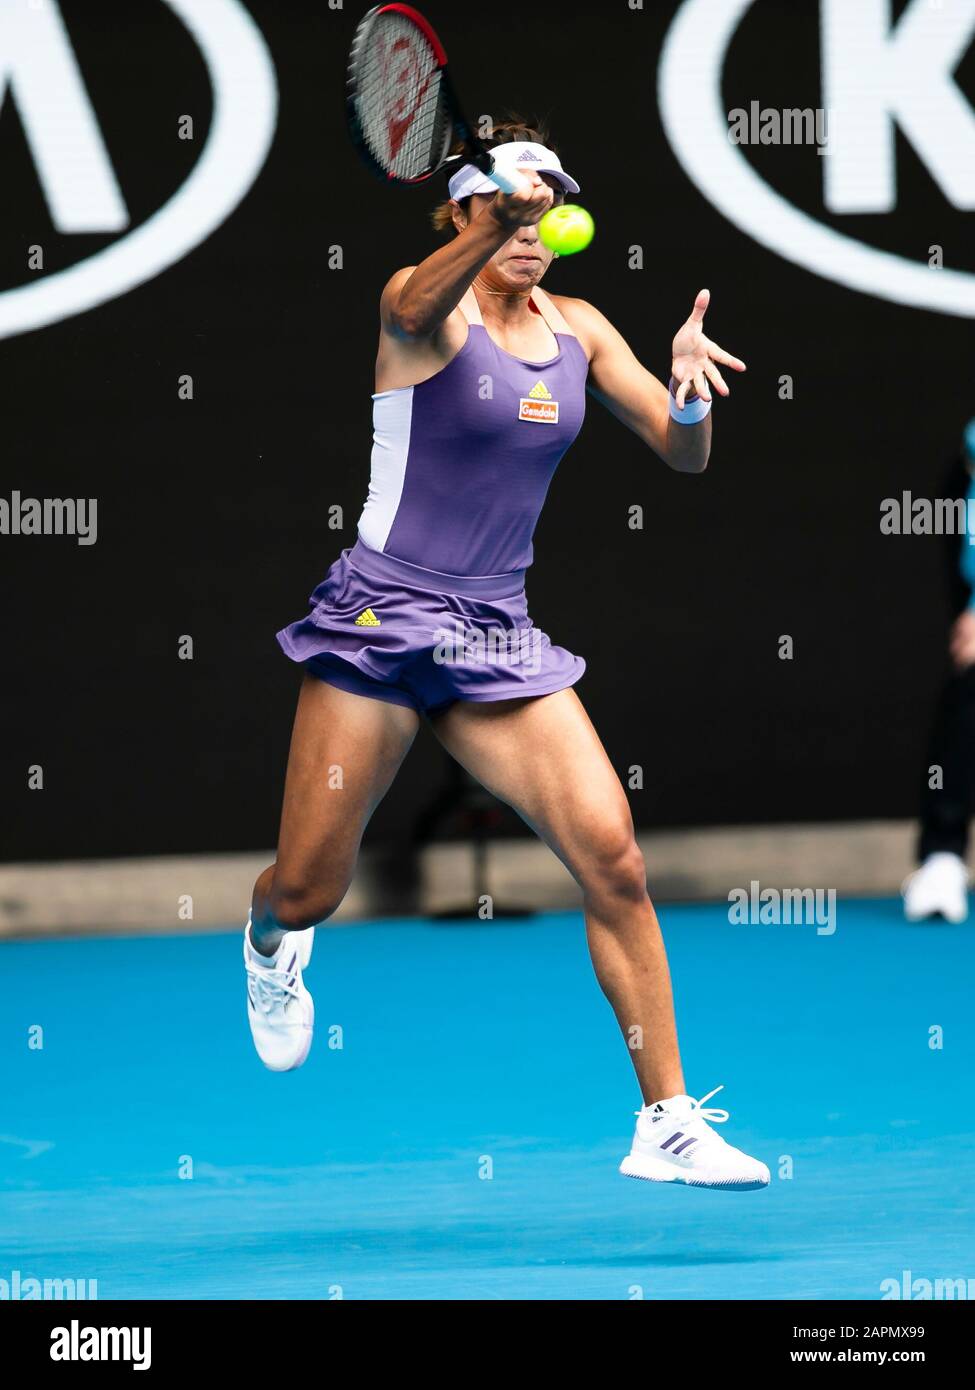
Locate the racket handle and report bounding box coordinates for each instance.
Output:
[479,156,530,197]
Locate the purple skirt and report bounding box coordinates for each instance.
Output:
[277,538,585,717]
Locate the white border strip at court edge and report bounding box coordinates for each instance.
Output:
[0,0,278,341]
[657,0,975,319]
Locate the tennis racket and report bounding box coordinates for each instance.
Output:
[346,4,529,195]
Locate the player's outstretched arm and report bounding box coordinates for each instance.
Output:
[568,290,745,473]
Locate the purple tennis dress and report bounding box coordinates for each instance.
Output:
[277,285,589,716]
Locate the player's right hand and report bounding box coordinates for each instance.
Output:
[489,172,554,231]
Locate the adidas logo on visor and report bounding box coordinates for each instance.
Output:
[517,150,543,162]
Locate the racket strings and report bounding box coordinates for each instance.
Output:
[354,13,449,180]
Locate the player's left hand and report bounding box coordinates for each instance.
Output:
[671,289,746,410]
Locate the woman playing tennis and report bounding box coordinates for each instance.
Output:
[244,118,768,1190]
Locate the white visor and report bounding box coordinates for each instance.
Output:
[447,141,581,201]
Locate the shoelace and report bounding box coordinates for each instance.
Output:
[637,1084,731,1130]
[247,960,300,1017]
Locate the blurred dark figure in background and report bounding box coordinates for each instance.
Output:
[903,418,975,923]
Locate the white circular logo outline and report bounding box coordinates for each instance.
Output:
[0,0,278,341]
[658,0,975,319]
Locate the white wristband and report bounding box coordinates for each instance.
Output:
[669,390,712,425]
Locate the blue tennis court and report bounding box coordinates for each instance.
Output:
[2,898,971,1301]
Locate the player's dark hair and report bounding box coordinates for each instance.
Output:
[430,115,555,236]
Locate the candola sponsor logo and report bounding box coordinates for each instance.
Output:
[518,398,559,423]
[0,0,278,340]
[658,0,975,318]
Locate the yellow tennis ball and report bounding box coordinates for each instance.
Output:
[538,204,594,256]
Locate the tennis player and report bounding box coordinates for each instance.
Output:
[244,122,768,1190]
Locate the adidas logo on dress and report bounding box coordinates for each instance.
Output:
[354,608,380,627]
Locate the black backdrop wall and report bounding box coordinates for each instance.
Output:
[2,0,973,861]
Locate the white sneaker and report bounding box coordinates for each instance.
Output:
[244,916,315,1072]
[619,1086,770,1191]
[902,853,969,923]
